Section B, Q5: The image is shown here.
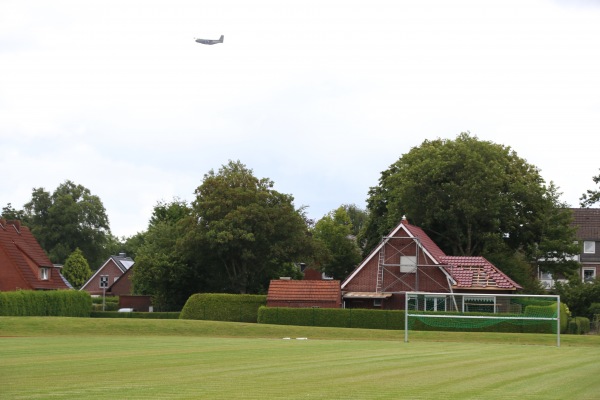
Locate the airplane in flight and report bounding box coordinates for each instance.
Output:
[195,35,224,45]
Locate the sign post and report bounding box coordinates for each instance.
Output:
[100,276,109,311]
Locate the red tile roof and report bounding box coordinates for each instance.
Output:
[402,221,447,262]
[267,280,341,302]
[0,219,70,290]
[440,256,522,290]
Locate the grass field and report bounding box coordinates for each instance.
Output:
[2,317,600,399]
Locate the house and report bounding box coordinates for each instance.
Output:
[80,253,134,296]
[571,208,600,283]
[266,279,342,308]
[0,219,70,291]
[341,217,521,309]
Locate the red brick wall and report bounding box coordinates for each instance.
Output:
[82,260,125,296]
[119,295,152,312]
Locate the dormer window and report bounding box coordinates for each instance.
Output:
[40,267,49,280]
[584,241,596,254]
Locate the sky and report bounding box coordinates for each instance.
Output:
[1,0,600,238]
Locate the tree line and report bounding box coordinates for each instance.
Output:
[3,133,600,310]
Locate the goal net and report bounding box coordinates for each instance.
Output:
[404,292,561,346]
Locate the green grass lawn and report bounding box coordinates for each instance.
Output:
[2,317,600,399]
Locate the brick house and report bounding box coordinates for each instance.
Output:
[0,219,70,291]
[571,208,600,283]
[341,217,521,309]
[80,253,134,296]
[266,279,342,308]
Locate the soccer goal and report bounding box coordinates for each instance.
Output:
[404,292,561,347]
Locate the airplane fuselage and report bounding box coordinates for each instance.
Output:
[195,35,224,45]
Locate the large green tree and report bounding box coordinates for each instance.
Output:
[191,160,314,294]
[61,248,92,289]
[360,133,579,287]
[313,207,362,280]
[22,180,111,267]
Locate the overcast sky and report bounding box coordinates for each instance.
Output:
[1,0,600,238]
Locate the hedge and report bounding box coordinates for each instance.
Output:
[180,293,267,322]
[258,303,569,334]
[90,311,180,319]
[0,290,91,317]
[257,307,406,330]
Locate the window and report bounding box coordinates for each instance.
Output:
[583,269,596,283]
[425,296,446,311]
[373,299,382,307]
[39,268,49,280]
[584,241,596,254]
[463,296,496,313]
[400,256,417,273]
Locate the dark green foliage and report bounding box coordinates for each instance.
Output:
[580,169,600,207]
[190,161,316,294]
[554,278,600,319]
[0,290,91,317]
[312,206,362,280]
[360,133,579,287]
[588,303,600,317]
[61,248,92,289]
[91,296,119,305]
[90,311,181,319]
[257,307,406,330]
[22,180,111,267]
[180,293,267,322]
[568,317,591,335]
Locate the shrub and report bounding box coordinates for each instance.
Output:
[180,293,266,322]
[0,290,91,317]
[568,317,590,335]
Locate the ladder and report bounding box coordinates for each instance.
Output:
[376,249,385,293]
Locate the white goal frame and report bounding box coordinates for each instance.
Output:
[404,292,561,347]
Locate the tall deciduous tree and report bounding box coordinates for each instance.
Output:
[313,207,362,280]
[131,200,201,310]
[191,160,314,294]
[580,169,600,207]
[23,180,111,267]
[62,248,92,289]
[360,133,579,287]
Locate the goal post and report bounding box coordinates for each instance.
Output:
[404,292,561,347]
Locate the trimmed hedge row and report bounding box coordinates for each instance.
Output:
[258,303,569,334]
[90,311,181,319]
[0,290,91,317]
[180,293,267,322]
[258,307,406,330]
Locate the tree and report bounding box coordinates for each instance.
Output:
[341,204,368,238]
[62,248,92,289]
[23,180,111,267]
[131,200,203,310]
[1,203,25,220]
[580,169,600,207]
[360,133,579,287]
[191,160,314,294]
[313,207,362,280]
